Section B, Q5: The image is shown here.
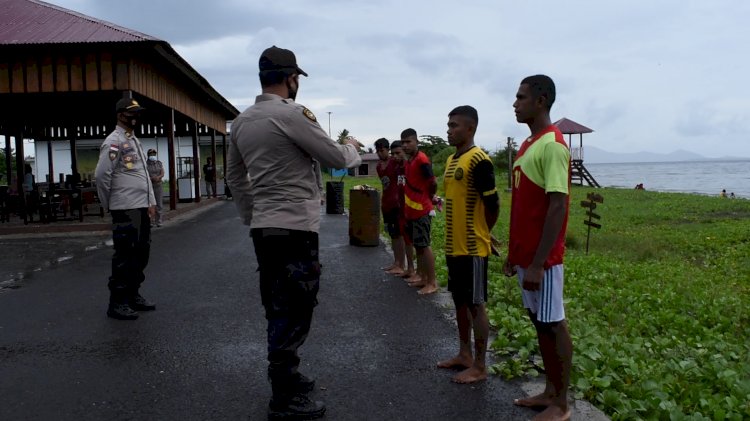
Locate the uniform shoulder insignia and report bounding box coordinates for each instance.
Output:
[302,108,317,122]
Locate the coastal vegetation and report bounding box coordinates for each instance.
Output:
[328,173,750,420]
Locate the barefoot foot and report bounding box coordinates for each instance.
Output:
[381,264,397,271]
[437,355,472,370]
[386,266,404,275]
[513,392,554,408]
[417,285,439,295]
[531,405,571,421]
[451,366,487,384]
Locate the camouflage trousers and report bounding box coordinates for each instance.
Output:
[108,208,151,303]
[251,228,320,399]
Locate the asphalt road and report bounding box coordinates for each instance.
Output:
[0,201,605,420]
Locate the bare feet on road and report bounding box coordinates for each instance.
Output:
[417,285,438,295]
[437,355,472,370]
[513,393,554,408]
[531,405,571,421]
[451,366,487,384]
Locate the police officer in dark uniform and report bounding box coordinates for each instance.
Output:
[95,98,158,320]
[226,46,361,420]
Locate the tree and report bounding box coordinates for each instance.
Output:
[336,129,364,149]
[492,138,518,189]
[336,129,350,144]
[418,135,451,159]
[0,147,17,185]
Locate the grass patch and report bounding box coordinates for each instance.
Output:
[327,174,750,419]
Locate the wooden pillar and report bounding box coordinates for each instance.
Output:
[191,121,200,202]
[46,133,55,192]
[221,133,227,181]
[14,131,26,223]
[69,126,79,184]
[3,135,11,185]
[210,129,217,197]
[167,110,177,210]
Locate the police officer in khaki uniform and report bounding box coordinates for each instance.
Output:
[226,46,361,420]
[95,98,157,320]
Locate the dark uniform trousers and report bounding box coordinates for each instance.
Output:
[108,208,151,303]
[251,228,320,400]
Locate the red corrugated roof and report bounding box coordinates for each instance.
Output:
[0,0,159,44]
[554,118,594,135]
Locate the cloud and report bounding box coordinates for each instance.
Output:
[44,0,750,158]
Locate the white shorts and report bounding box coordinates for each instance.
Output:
[517,264,565,323]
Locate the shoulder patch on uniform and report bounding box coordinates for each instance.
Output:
[303,108,317,122]
[109,151,117,161]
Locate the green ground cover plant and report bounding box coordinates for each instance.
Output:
[328,174,750,420]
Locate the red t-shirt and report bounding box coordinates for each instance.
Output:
[377,158,402,212]
[404,151,435,220]
[508,125,570,268]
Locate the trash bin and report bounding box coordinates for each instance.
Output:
[326,181,345,214]
[349,189,380,247]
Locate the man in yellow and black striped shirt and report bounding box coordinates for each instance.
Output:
[437,105,499,384]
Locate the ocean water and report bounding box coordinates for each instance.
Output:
[584,160,750,199]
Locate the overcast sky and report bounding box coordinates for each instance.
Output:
[50,0,750,157]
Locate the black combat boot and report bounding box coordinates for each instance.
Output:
[268,394,326,420]
[292,373,315,394]
[130,294,156,311]
[107,303,138,320]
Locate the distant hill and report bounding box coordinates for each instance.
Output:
[582,146,746,164]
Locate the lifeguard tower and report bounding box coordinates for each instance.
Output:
[554,118,600,187]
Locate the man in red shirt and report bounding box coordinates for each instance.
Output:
[400,128,438,295]
[375,138,407,275]
[504,75,572,421]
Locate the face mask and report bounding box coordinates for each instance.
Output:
[148,156,156,161]
[286,78,298,101]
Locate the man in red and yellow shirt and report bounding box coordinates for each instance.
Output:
[504,75,572,421]
[400,128,438,295]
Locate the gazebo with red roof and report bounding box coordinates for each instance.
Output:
[0,0,239,223]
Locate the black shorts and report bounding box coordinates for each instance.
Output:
[447,255,488,305]
[406,215,431,248]
[382,207,401,238]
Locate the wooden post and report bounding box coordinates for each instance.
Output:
[221,132,227,181]
[167,109,177,210]
[69,125,79,186]
[210,128,217,197]
[46,132,55,193]
[191,121,200,202]
[3,135,11,185]
[15,131,26,223]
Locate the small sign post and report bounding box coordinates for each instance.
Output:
[580,192,604,254]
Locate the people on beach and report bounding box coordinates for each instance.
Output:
[720,189,727,198]
[375,137,407,276]
[504,75,573,421]
[437,105,499,384]
[730,192,735,199]
[225,45,361,420]
[400,128,439,295]
[635,183,644,190]
[95,97,158,320]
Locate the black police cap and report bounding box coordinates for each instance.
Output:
[259,46,308,77]
[116,98,145,113]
